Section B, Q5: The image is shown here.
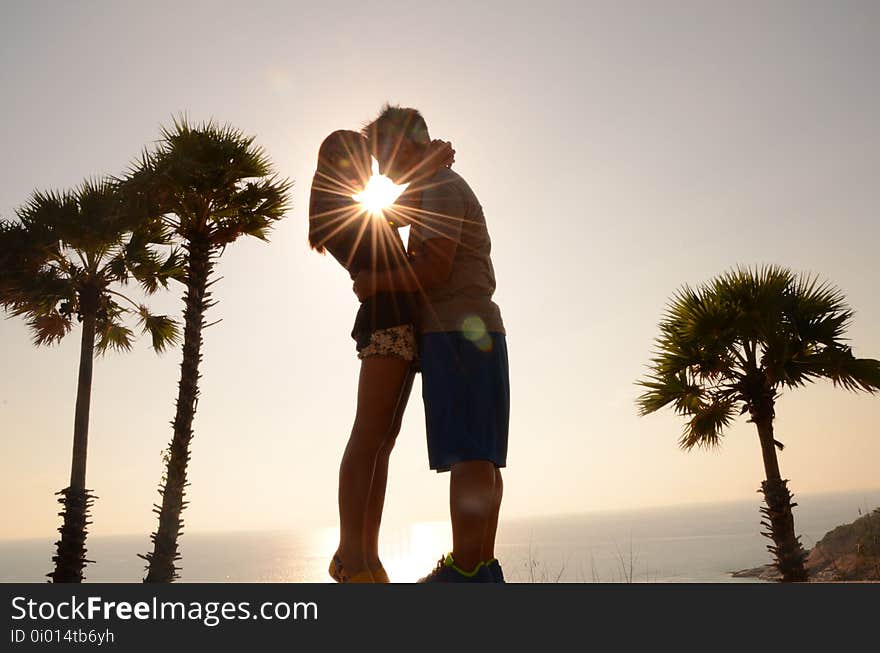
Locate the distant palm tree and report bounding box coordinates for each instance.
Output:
[637,266,880,582]
[0,180,181,582]
[122,118,291,582]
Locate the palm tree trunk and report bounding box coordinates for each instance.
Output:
[49,290,98,583]
[754,413,808,582]
[143,237,213,582]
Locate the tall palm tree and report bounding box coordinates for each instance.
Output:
[0,180,181,582]
[637,266,880,582]
[123,118,291,582]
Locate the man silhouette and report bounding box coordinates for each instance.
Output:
[355,105,509,582]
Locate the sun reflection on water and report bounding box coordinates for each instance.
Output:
[309,521,451,583]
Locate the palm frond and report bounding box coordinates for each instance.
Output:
[136,305,181,353]
[158,247,185,284]
[679,397,737,450]
[95,319,134,354]
[26,310,73,346]
[5,180,177,356]
[793,347,880,393]
[123,116,292,244]
[4,268,75,321]
[637,371,704,416]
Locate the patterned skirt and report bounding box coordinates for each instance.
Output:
[357,325,417,362]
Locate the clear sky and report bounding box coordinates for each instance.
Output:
[1,0,878,541]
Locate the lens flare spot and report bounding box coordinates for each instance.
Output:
[461,315,493,352]
[353,157,409,216]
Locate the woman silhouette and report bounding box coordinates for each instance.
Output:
[308,130,452,582]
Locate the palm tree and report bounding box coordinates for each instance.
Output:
[122,118,291,582]
[0,180,181,582]
[637,266,880,582]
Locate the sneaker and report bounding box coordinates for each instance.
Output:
[418,554,494,583]
[485,558,506,583]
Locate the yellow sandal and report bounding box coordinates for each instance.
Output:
[371,564,390,584]
[329,554,374,583]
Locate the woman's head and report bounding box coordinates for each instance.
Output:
[316,130,370,184]
[309,130,371,253]
[309,129,407,272]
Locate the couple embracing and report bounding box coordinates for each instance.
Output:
[308,105,509,583]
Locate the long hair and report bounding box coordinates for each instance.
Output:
[308,130,370,253]
[308,129,407,276]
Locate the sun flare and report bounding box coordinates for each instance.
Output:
[353,157,409,215]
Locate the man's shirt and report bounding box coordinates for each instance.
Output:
[409,167,505,335]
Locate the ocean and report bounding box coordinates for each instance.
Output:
[2,488,877,583]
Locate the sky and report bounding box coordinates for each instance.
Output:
[1,0,878,541]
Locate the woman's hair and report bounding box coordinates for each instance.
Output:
[309,130,369,253]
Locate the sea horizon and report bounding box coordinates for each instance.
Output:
[3,487,877,583]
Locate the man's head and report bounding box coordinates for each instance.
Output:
[363,104,430,182]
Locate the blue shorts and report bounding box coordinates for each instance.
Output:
[419,331,509,472]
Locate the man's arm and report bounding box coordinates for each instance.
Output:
[353,172,465,300]
[353,236,456,300]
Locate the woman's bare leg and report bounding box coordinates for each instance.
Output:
[335,356,412,579]
[363,367,415,574]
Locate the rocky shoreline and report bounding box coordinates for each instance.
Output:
[731,507,880,582]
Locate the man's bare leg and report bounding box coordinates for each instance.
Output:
[480,467,503,562]
[449,460,497,573]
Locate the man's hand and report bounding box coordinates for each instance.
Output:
[427,139,455,169]
[353,270,377,301]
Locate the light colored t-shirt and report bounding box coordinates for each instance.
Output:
[408,167,505,335]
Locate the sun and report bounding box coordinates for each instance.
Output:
[353,157,409,215]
